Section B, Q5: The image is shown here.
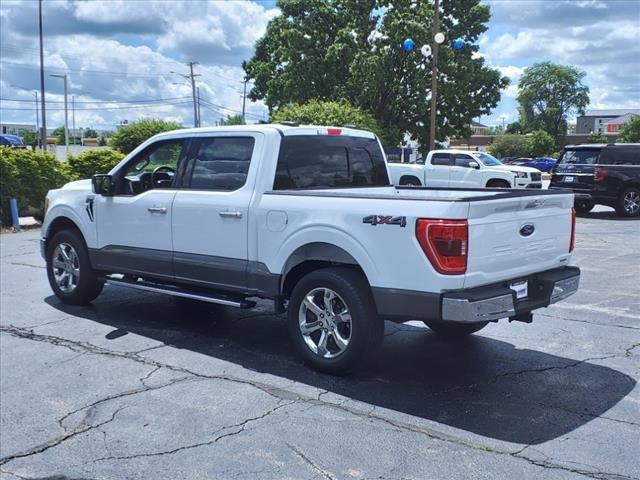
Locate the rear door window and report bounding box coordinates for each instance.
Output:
[600,147,640,165]
[273,135,389,190]
[187,137,255,191]
[431,153,451,166]
[559,149,600,165]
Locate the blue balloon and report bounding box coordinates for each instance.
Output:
[452,38,464,50]
[402,38,415,52]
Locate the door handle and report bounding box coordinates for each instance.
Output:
[219,211,243,219]
[147,206,167,214]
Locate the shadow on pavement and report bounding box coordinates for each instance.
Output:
[46,290,635,445]
[578,210,639,221]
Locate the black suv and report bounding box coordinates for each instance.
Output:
[550,143,640,217]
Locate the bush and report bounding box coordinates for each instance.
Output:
[271,100,383,141]
[586,133,609,144]
[617,116,640,143]
[110,119,181,154]
[0,147,72,225]
[68,148,125,179]
[489,131,555,159]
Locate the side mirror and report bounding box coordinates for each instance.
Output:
[468,161,480,169]
[92,174,115,196]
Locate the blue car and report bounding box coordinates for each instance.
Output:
[0,134,26,148]
[507,156,556,173]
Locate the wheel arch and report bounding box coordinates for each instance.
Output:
[44,213,87,254]
[399,175,422,186]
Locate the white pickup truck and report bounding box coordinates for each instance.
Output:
[389,149,543,189]
[41,125,579,373]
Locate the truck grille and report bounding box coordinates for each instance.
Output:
[531,172,541,182]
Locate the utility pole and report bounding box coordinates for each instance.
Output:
[188,62,199,127]
[241,79,247,124]
[429,0,440,152]
[50,74,69,158]
[38,0,46,150]
[72,96,75,143]
[35,92,39,138]
[196,87,202,127]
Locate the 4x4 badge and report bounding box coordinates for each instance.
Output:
[363,215,407,227]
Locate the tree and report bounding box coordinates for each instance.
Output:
[527,130,555,157]
[244,0,508,148]
[220,114,244,126]
[485,125,505,136]
[488,134,530,159]
[110,119,181,154]
[506,120,525,134]
[67,149,125,179]
[586,133,608,144]
[53,126,66,145]
[18,130,38,149]
[516,62,589,144]
[84,128,98,138]
[271,100,382,139]
[617,116,640,143]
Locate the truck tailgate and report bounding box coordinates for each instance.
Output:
[464,193,574,288]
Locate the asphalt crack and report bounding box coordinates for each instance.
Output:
[288,444,337,480]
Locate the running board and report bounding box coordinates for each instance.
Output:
[105,277,256,309]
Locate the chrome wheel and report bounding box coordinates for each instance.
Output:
[623,190,640,215]
[298,287,352,359]
[52,242,80,293]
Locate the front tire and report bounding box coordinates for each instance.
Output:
[575,200,594,215]
[287,267,383,374]
[616,187,640,217]
[423,320,488,338]
[46,229,103,305]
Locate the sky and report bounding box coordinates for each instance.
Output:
[0,0,639,134]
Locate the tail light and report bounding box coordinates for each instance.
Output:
[569,208,576,252]
[594,167,607,184]
[416,219,468,275]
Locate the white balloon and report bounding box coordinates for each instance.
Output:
[434,32,445,44]
[420,44,432,58]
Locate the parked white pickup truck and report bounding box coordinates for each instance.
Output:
[41,125,579,373]
[389,149,543,189]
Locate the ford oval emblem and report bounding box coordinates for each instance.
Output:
[520,224,535,237]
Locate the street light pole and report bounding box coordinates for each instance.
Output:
[429,0,440,152]
[38,0,46,150]
[242,79,247,124]
[50,74,69,158]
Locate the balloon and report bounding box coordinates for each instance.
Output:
[420,44,432,58]
[402,38,415,52]
[452,38,464,50]
[434,32,445,44]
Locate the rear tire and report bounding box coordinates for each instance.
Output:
[423,320,488,338]
[486,179,511,188]
[46,229,103,305]
[287,267,383,374]
[575,200,594,215]
[400,176,422,187]
[616,187,640,217]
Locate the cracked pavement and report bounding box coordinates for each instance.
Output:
[1,207,638,479]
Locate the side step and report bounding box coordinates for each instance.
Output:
[105,277,256,309]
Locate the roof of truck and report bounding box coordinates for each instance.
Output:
[157,124,376,139]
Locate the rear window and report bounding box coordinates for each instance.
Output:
[558,149,600,165]
[600,146,640,165]
[273,135,390,190]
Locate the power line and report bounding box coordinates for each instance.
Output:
[1,101,193,111]
[1,96,191,104]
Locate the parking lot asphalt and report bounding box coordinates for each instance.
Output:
[1,206,638,480]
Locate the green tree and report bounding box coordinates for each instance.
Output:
[527,130,555,157]
[617,116,640,143]
[244,0,508,148]
[220,114,244,126]
[586,133,609,144]
[517,62,589,144]
[110,119,181,154]
[488,134,530,159]
[506,120,525,134]
[18,130,38,149]
[53,126,66,145]
[271,100,383,139]
[84,128,98,138]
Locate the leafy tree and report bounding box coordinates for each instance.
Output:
[67,149,125,179]
[84,128,99,138]
[586,133,609,144]
[244,0,508,148]
[271,100,383,139]
[53,126,66,145]
[617,116,640,143]
[110,119,181,154]
[506,120,525,134]
[488,134,530,159]
[527,130,555,157]
[220,114,244,126]
[485,125,505,136]
[18,129,38,149]
[517,62,589,144]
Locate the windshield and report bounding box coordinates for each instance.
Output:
[559,149,599,165]
[474,152,503,166]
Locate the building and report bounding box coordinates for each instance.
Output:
[603,113,639,133]
[0,123,37,135]
[470,120,487,136]
[576,109,640,134]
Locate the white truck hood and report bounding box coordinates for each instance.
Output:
[61,179,92,191]
[493,164,541,174]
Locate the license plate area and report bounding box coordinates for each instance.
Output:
[510,280,529,300]
[564,176,575,183]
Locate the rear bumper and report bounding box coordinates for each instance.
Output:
[372,266,580,323]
